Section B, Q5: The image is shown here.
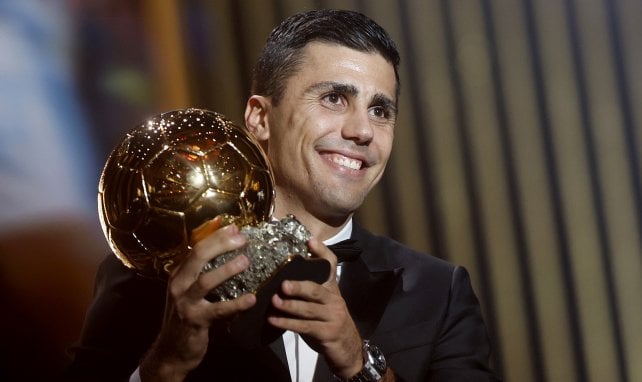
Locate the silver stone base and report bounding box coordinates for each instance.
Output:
[203,214,312,301]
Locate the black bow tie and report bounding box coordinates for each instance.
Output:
[328,239,362,263]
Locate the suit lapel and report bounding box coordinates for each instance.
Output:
[253,337,290,380]
[267,336,288,368]
[339,258,401,338]
[313,353,332,381]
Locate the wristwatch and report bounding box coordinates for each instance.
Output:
[343,340,387,382]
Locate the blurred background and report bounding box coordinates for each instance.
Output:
[1,0,640,380]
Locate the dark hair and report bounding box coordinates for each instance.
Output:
[251,9,401,105]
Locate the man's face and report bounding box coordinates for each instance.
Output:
[261,42,397,224]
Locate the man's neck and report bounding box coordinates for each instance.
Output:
[273,205,352,242]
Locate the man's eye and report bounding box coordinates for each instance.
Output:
[371,106,388,119]
[324,93,342,104]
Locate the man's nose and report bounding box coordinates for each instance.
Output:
[342,110,374,144]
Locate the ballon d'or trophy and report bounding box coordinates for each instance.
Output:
[98,108,330,349]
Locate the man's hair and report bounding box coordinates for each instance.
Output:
[251,9,401,105]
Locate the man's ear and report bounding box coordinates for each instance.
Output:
[244,95,271,141]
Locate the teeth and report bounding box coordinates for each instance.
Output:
[331,155,362,170]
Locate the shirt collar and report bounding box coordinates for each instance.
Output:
[322,218,352,246]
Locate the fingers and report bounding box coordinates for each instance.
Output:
[164,222,257,328]
[204,292,256,322]
[281,279,326,303]
[268,294,322,334]
[268,238,341,325]
[274,281,322,315]
[184,254,250,302]
[268,280,334,327]
[170,224,246,295]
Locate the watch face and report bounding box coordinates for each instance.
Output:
[345,341,387,382]
[364,341,387,373]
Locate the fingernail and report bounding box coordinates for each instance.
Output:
[224,223,239,233]
[236,255,249,268]
[230,234,244,244]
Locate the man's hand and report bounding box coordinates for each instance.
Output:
[267,238,364,379]
[139,224,257,381]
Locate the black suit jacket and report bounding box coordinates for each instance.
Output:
[64,224,498,381]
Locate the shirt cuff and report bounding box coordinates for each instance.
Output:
[129,367,142,382]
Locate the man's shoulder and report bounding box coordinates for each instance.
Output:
[352,223,455,273]
[94,252,167,298]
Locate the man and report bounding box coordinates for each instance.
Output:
[65,9,497,381]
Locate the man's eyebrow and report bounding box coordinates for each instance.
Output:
[304,81,359,96]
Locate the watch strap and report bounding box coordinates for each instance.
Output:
[335,340,387,382]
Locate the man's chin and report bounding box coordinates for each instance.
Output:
[315,197,363,223]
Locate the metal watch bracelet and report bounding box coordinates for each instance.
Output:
[334,340,387,382]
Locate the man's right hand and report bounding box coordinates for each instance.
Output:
[139,223,257,381]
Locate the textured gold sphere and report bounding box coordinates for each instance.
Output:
[97,108,274,278]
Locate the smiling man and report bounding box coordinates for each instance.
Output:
[65,9,498,382]
[246,41,396,237]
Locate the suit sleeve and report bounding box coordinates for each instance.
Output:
[62,254,166,381]
[427,266,500,382]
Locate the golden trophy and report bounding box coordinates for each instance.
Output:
[98,108,330,348]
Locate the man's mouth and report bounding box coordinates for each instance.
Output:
[329,153,363,170]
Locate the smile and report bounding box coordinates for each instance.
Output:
[329,153,363,170]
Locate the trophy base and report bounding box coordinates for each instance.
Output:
[227,256,331,349]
